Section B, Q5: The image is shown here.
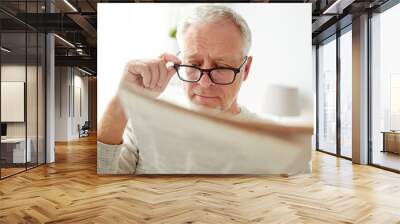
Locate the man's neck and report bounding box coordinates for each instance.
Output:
[224,102,241,116]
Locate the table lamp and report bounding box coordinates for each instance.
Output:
[262,84,301,121]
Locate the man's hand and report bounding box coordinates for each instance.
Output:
[98,53,181,145]
[120,53,182,97]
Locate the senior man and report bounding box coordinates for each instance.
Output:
[98,5,257,174]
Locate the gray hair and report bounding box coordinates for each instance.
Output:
[176,5,252,56]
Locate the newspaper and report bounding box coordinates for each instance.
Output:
[118,82,313,175]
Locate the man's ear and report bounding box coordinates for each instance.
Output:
[243,56,253,81]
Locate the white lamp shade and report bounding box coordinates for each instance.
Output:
[262,84,300,117]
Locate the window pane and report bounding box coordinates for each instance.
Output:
[340,29,352,158]
[371,3,400,171]
[318,37,337,154]
[27,31,38,169]
[390,74,400,130]
[0,1,46,178]
[1,31,28,177]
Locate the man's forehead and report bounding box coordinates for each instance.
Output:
[181,51,241,62]
[180,20,243,62]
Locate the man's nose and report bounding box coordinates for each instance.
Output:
[198,72,213,87]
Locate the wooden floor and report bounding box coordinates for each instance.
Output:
[1,135,400,223]
[0,167,26,178]
[1,163,45,178]
[373,151,400,171]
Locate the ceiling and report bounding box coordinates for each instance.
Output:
[0,0,393,75]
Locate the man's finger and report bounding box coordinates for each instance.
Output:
[149,62,159,89]
[158,66,176,92]
[127,62,151,88]
[159,52,182,65]
[157,61,168,89]
[166,65,177,80]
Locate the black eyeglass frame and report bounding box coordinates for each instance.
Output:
[173,56,248,85]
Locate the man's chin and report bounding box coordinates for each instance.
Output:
[188,102,223,115]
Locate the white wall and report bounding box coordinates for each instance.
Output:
[55,67,68,141]
[72,73,89,138]
[1,82,24,122]
[234,4,313,122]
[1,65,37,138]
[55,67,89,141]
[98,3,312,124]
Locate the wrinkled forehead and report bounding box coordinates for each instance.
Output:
[180,52,242,67]
[180,20,243,63]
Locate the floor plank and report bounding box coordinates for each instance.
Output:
[0,134,399,223]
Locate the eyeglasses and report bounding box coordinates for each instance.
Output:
[173,56,248,85]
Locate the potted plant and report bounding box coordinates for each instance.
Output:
[168,26,179,54]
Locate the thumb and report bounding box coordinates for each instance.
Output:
[166,65,177,78]
[156,65,177,92]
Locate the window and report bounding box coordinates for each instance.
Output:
[317,36,337,154]
[370,2,400,171]
[339,28,352,158]
[0,1,47,179]
[390,74,400,130]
